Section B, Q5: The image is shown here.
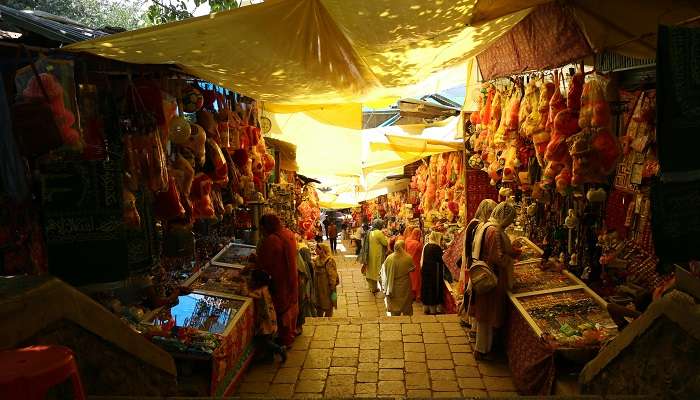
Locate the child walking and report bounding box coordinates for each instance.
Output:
[245,269,287,363]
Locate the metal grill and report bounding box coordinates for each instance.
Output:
[595,51,656,73]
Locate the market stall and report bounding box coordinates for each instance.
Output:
[0,45,298,395]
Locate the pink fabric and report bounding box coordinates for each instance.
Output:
[405,229,423,301]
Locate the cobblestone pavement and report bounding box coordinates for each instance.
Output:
[237,241,518,398]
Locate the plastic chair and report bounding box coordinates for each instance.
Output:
[0,345,86,400]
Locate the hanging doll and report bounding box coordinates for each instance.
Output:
[531,80,556,166]
[569,75,620,185]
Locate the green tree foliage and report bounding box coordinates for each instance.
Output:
[5,0,146,30]
[145,0,239,25]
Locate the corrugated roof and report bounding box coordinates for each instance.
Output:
[0,5,108,44]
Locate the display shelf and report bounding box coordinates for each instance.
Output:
[210,243,256,269]
[183,265,245,297]
[513,236,544,262]
[511,261,578,294]
[509,286,617,350]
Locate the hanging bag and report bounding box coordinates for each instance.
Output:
[468,223,498,294]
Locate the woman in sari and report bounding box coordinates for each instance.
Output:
[364,219,388,293]
[379,240,414,316]
[257,214,299,346]
[470,202,519,360]
[314,243,339,317]
[404,228,423,302]
[421,231,445,314]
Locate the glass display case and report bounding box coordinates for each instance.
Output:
[210,243,256,269]
[149,292,244,334]
[183,265,246,296]
[141,290,255,396]
[512,260,577,294]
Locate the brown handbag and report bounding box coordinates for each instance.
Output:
[11,53,63,157]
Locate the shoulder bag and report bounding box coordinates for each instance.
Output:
[468,223,498,294]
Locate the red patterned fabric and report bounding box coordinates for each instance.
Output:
[442,228,465,281]
[466,169,498,220]
[506,308,556,395]
[442,280,458,314]
[604,189,633,238]
[477,3,592,80]
[212,301,255,395]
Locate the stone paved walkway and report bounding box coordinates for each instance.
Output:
[237,241,518,398]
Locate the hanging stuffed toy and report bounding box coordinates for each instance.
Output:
[181,86,204,113]
[569,75,620,184]
[531,80,556,166]
[182,123,206,166]
[519,78,540,137]
[123,188,141,227]
[190,173,215,220]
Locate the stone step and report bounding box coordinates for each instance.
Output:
[303,314,462,326]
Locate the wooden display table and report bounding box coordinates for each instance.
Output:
[504,238,618,395]
[142,288,254,396]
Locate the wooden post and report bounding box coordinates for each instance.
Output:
[460,115,470,292]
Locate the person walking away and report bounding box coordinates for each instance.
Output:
[257,214,299,346]
[314,222,323,243]
[365,219,388,293]
[327,221,338,254]
[421,231,446,314]
[314,243,339,317]
[244,269,287,363]
[404,228,423,302]
[379,240,415,316]
[469,202,519,360]
[351,224,364,255]
[462,199,497,331]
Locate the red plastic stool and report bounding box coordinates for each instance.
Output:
[0,345,86,400]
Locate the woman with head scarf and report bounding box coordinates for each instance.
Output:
[296,235,317,328]
[314,243,339,317]
[257,214,299,346]
[421,231,445,314]
[379,240,415,316]
[388,224,413,253]
[469,201,519,359]
[404,228,423,301]
[363,219,389,293]
[461,199,498,327]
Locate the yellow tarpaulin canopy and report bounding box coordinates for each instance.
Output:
[362,116,463,174]
[65,0,531,109]
[318,178,410,209]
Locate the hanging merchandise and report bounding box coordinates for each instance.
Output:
[568,75,620,186]
[13,56,82,156]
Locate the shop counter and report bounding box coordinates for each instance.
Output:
[142,290,255,396]
[505,266,618,395]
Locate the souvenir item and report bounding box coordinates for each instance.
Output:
[181,86,204,113]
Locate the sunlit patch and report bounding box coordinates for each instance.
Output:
[100,42,113,48]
